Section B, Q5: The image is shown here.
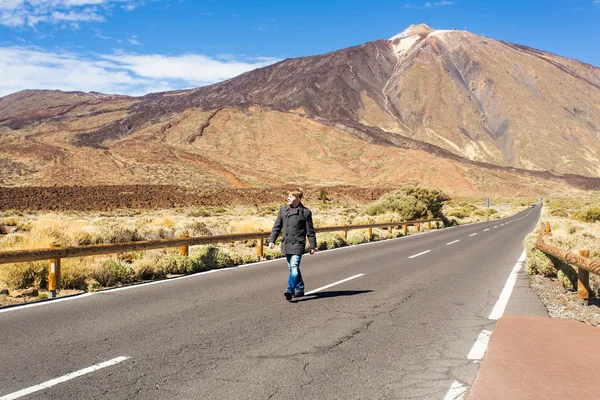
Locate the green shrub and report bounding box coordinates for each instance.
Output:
[158,256,196,275]
[523,234,556,277]
[574,207,600,223]
[347,232,367,245]
[130,257,167,281]
[557,268,576,291]
[38,293,48,300]
[470,208,499,220]
[549,208,569,218]
[365,186,448,220]
[231,254,260,265]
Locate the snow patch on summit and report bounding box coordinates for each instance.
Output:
[391,35,420,55]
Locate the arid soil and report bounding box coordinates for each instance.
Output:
[0,185,388,211]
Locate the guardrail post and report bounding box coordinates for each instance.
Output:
[427,221,431,230]
[256,237,264,259]
[368,227,373,242]
[179,234,189,256]
[388,226,392,237]
[48,242,61,299]
[416,223,421,232]
[436,221,440,229]
[403,224,408,235]
[545,222,552,243]
[342,225,348,240]
[578,249,590,306]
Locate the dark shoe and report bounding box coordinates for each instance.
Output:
[284,291,293,301]
[294,290,305,298]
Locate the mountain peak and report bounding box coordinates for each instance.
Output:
[389,24,435,40]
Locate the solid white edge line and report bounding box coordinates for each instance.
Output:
[446,240,460,245]
[469,233,477,237]
[0,356,129,400]
[467,330,492,360]
[444,380,467,400]
[305,274,364,295]
[408,250,430,259]
[488,251,526,320]
[0,293,95,314]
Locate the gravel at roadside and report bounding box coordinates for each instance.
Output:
[530,274,600,327]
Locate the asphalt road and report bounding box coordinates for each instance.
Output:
[0,206,545,399]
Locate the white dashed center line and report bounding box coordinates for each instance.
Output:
[469,233,477,237]
[446,240,460,245]
[408,250,430,259]
[305,274,364,295]
[484,229,489,232]
[0,356,130,400]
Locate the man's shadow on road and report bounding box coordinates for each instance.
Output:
[292,290,373,303]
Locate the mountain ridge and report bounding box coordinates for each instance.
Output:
[1,25,599,197]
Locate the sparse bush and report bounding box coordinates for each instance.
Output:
[178,220,211,236]
[60,260,89,290]
[90,259,133,287]
[93,224,142,244]
[38,293,48,300]
[131,254,167,281]
[317,233,346,250]
[187,208,210,217]
[2,261,47,290]
[319,189,329,204]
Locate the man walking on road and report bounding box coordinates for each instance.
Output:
[269,188,317,301]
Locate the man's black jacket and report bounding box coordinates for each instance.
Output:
[268,202,317,255]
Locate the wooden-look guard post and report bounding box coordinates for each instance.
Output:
[536,222,599,306]
[48,242,61,299]
[0,218,443,295]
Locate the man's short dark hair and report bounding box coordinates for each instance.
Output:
[289,188,303,200]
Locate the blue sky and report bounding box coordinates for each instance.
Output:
[1,0,599,97]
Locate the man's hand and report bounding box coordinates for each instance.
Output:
[309,248,317,255]
[269,242,275,249]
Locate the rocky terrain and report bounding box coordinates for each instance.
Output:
[0,185,390,211]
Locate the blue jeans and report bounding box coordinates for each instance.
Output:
[285,254,304,294]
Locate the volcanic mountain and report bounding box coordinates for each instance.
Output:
[1,24,599,197]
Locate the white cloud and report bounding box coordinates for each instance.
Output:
[0,0,143,27]
[127,35,141,45]
[0,46,280,97]
[404,1,454,9]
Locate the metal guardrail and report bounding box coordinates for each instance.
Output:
[536,221,599,305]
[0,218,443,297]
